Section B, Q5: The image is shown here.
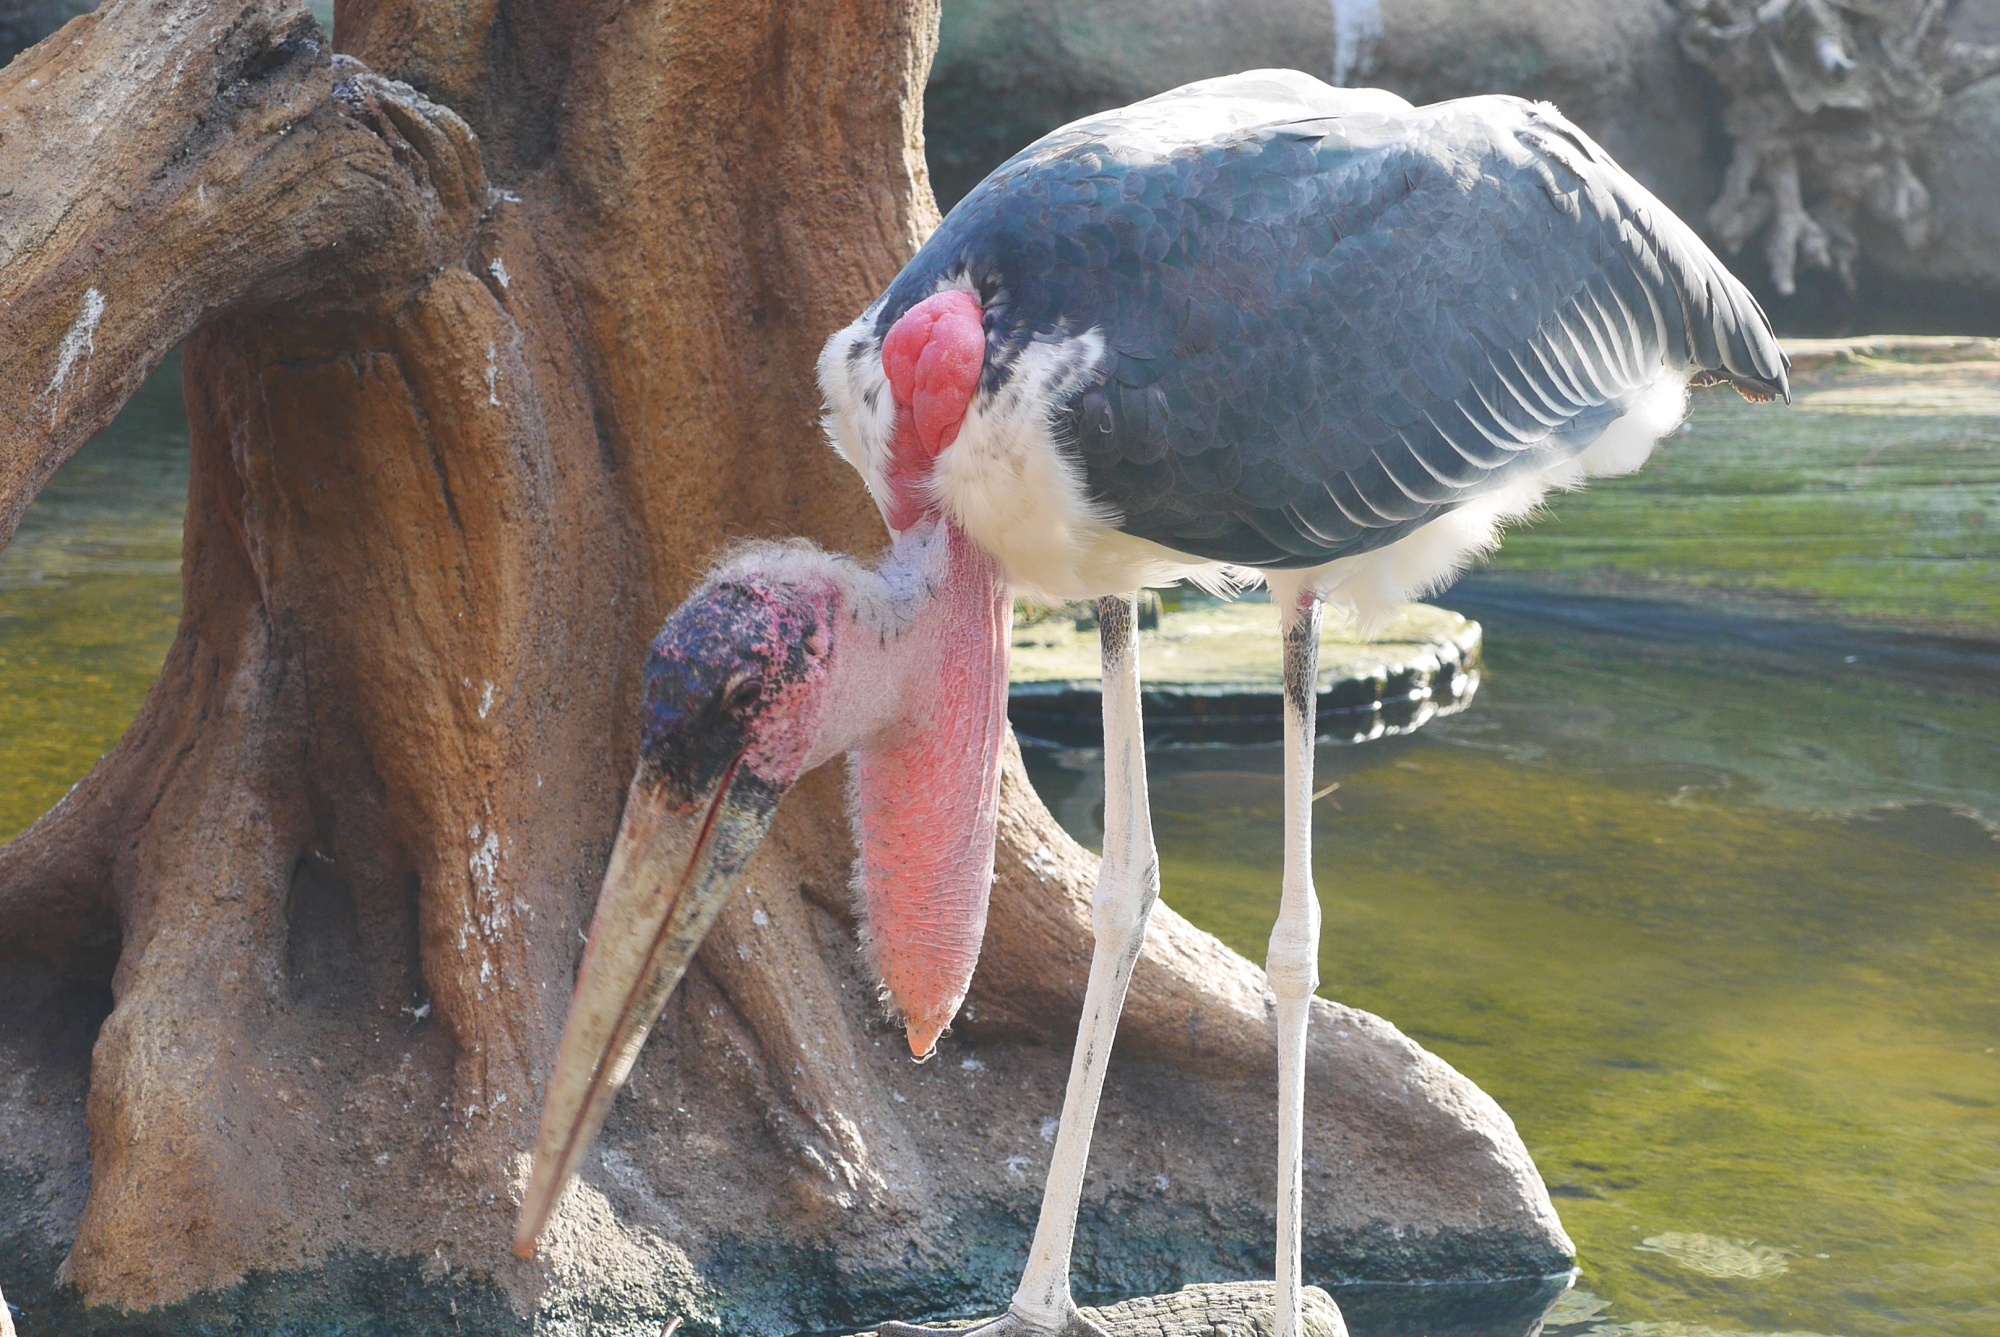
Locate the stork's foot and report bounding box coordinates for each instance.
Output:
[878,1305,1110,1337]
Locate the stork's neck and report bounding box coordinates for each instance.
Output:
[809,518,1012,1058]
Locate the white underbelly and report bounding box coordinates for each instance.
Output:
[948,372,1689,628]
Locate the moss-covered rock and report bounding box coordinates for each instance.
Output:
[1486,337,2000,637]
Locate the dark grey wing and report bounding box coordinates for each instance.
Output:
[878,73,1788,568]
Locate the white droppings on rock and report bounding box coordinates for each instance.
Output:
[468,825,501,902]
[478,681,496,719]
[960,1057,983,1073]
[751,908,770,927]
[484,343,501,407]
[1040,1116,1060,1143]
[42,288,105,426]
[1005,1154,1030,1179]
[488,256,511,289]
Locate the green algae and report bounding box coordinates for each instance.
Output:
[1633,1234,1792,1281]
[1486,344,2000,637]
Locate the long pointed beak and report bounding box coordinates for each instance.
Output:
[513,759,778,1256]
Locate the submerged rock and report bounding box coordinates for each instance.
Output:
[1010,599,1482,746]
[854,1281,1350,1337]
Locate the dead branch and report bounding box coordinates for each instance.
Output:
[0,0,483,550]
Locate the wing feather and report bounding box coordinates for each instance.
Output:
[877,72,1788,567]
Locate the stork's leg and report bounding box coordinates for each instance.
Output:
[883,593,1159,1337]
[1268,590,1324,1337]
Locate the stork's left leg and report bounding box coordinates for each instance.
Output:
[1267,590,1324,1337]
[882,593,1158,1337]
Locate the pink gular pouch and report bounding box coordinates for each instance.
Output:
[515,367,1008,1254]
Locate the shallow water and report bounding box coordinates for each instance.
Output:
[4,357,1998,1337]
[1025,584,2000,1337]
[0,354,185,843]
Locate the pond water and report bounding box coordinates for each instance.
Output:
[2,350,1996,1337]
[0,354,185,844]
[1025,581,2000,1337]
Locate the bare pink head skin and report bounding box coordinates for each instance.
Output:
[515,289,1003,1256]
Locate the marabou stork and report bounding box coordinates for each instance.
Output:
[514,70,1788,1337]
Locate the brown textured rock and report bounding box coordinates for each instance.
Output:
[0,0,1569,1330]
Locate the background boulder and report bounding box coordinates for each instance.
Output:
[925,0,2000,332]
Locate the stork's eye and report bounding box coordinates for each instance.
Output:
[721,673,763,713]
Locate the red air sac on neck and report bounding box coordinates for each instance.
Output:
[881,289,984,530]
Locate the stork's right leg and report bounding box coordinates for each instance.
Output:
[1268,591,1325,1337]
[882,593,1159,1337]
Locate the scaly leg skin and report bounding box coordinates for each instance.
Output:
[882,594,1159,1337]
[1268,591,1324,1337]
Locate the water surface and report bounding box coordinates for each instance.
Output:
[1026,585,2000,1337]
[0,355,185,842]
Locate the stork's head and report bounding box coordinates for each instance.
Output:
[515,526,1010,1256]
[512,565,842,1255]
[636,571,839,813]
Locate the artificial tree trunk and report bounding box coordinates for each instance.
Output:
[0,2,1571,1331]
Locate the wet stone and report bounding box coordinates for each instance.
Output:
[856,1283,1349,1337]
[1010,597,1482,746]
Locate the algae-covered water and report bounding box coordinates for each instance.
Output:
[0,354,186,843]
[3,347,1998,1337]
[1025,588,2000,1337]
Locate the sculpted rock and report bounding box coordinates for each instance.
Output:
[1678,0,2000,297]
[1,749,1571,1331]
[853,1281,1351,1337]
[1865,74,2000,294]
[927,0,2000,312]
